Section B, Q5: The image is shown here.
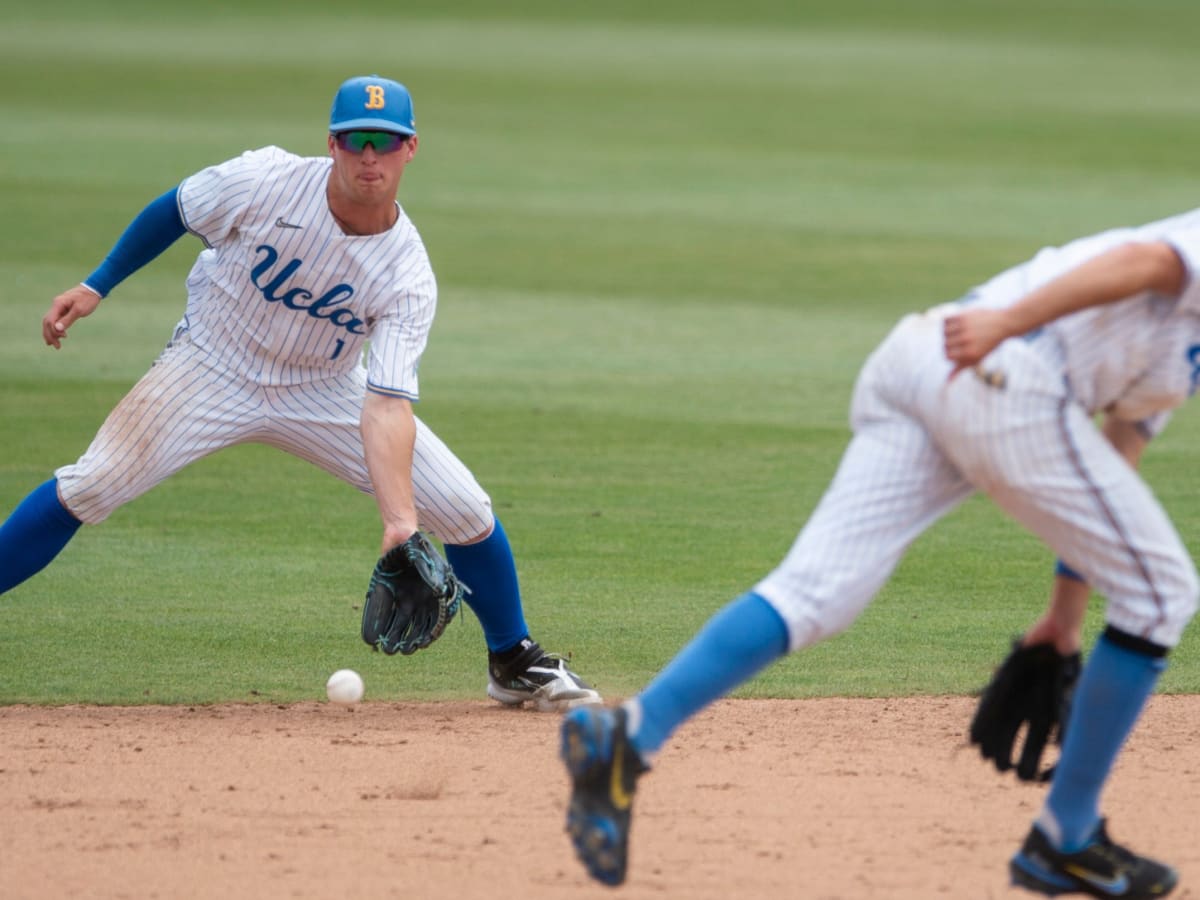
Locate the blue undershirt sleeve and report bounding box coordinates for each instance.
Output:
[82,186,187,298]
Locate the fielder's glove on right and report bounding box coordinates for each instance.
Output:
[969,640,1082,782]
[361,531,464,656]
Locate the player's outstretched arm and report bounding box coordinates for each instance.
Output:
[45,187,190,349]
[360,391,420,553]
[358,392,464,656]
[42,284,102,349]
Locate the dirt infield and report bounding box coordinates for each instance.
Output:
[2,696,1198,900]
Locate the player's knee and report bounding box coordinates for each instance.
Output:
[1172,561,1200,627]
[1133,555,1200,648]
[53,469,119,525]
[420,493,493,545]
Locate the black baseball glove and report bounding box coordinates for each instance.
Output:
[361,532,464,656]
[969,640,1082,782]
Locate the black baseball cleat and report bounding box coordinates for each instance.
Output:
[487,639,601,712]
[1010,820,1177,898]
[561,706,648,887]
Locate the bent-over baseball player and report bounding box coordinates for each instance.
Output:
[0,74,599,713]
[561,211,1200,897]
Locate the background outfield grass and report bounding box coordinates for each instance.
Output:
[2,0,1200,703]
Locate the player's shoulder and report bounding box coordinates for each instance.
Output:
[234,145,327,174]
[373,208,435,296]
[393,201,419,235]
[392,207,434,264]
[186,145,321,186]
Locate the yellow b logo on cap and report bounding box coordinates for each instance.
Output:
[365,85,385,109]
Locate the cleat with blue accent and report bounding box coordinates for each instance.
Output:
[560,706,648,886]
[1010,820,1177,898]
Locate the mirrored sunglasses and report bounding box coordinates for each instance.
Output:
[334,130,409,154]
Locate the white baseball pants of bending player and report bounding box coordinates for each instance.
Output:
[754,306,1198,651]
[54,333,493,545]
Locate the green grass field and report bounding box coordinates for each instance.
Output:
[3,0,1200,704]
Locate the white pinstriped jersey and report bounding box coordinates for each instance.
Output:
[177,146,435,395]
[966,208,1200,434]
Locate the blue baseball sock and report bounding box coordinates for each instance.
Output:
[0,479,82,595]
[444,517,530,653]
[624,592,789,759]
[1040,630,1166,851]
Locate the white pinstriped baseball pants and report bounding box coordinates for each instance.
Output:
[55,334,493,545]
[754,307,1198,650]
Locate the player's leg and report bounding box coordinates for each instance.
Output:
[933,373,1192,892]
[560,587,792,884]
[631,413,972,760]
[0,338,262,596]
[619,312,974,756]
[407,425,602,709]
[1007,620,1180,896]
[561,311,977,885]
[1012,505,1187,890]
[563,412,974,885]
[1008,633,1177,897]
[0,480,82,595]
[266,380,599,709]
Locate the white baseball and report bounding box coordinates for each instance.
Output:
[325,668,365,704]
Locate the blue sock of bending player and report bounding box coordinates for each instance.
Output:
[623,592,789,760]
[443,516,530,653]
[0,479,82,595]
[1038,629,1167,851]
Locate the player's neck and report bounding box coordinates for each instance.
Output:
[326,181,399,236]
[327,201,398,236]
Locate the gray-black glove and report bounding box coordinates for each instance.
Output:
[361,532,464,656]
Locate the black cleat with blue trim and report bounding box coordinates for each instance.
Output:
[560,706,648,886]
[1010,820,1177,898]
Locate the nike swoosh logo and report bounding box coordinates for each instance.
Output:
[1063,865,1129,894]
[275,217,303,229]
[609,738,632,811]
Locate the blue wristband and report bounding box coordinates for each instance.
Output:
[1054,559,1086,583]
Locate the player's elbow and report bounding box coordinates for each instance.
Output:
[361,390,414,428]
[1128,240,1188,297]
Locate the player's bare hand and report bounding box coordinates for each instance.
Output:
[1022,615,1085,656]
[943,308,1009,379]
[42,285,102,349]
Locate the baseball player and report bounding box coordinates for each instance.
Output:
[561,213,1200,897]
[0,74,599,713]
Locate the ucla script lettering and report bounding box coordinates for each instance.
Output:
[250,245,367,334]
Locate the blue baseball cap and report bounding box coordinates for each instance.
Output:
[329,75,416,135]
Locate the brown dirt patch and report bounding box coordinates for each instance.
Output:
[2,696,1198,899]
